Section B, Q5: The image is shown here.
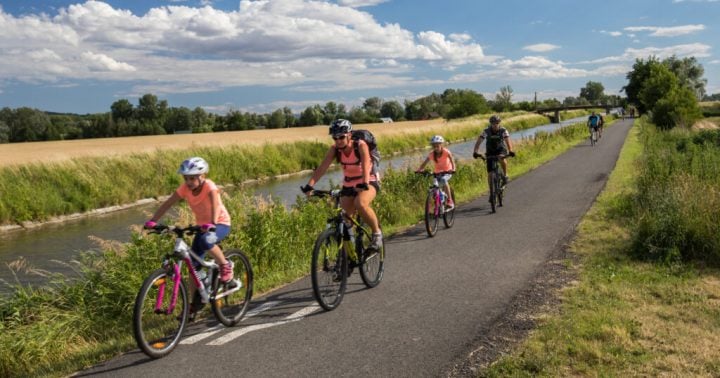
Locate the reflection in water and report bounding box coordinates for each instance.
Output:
[0,116,588,291]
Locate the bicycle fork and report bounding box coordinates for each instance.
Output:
[154,263,183,315]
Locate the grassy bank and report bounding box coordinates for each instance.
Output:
[0,117,600,377]
[484,118,720,376]
[0,110,596,225]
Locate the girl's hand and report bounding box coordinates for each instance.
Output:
[144,220,157,229]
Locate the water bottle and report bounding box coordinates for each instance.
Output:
[195,268,210,303]
[440,191,446,203]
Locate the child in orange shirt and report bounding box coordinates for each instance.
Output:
[415,135,456,209]
[145,157,234,283]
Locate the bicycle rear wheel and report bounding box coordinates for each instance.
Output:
[591,130,596,146]
[212,250,253,326]
[358,227,385,288]
[424,191,439,237]
[443,189,455,228]
[133,268,188,359]
[311,229,347,311]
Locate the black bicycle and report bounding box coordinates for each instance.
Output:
[416,171,455,237]
[474,153,513,213]
[308,189,385,311]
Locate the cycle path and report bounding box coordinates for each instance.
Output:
[77,118,634,377]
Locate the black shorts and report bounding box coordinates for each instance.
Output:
[340,181,381,197]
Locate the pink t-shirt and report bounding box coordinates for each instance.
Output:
[427,148,454,173]
[175,179,231,226]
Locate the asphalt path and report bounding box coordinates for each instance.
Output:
[77,119,634,377]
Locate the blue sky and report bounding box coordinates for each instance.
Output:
[0,0,718,114]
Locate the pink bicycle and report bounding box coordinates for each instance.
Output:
[416,171,456,237]
[132,224,253,358]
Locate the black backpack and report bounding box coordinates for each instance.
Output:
[335,129,381,176]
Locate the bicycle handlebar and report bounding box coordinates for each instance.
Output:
[415,171,455,177]
[473,153,515,161]
[309,189,341,198]
[144,224,214,237]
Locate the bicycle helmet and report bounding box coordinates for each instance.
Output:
[489,115,501,124]
[430,135,445,144]
[177,157,209,175]
[329,119,352,135]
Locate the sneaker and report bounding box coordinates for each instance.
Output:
[368,233,383,251]
[446,199,455,210]
[220,261,234,283]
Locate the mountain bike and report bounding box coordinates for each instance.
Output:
[475,153,513,213]
[133,224,253,358]
[308,189,385,311]
[416,171,455,237]
[590,126,598,146]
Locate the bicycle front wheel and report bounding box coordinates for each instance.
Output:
[424,191,439,237]
[443,189,455,228]
[133,268,188,359]
[212,250,253,326]
[489,172,497,213]
[311,229,347,311]
[358,227,385,288]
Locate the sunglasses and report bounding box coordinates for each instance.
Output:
[332,134,347,140]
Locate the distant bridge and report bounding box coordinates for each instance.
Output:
[535,104,614,123]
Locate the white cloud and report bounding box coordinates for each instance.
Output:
[523,43,560,52]
[580,43,712,64]
[624,24,705,37]
[673,0,719,3]
[0,0,489,93]
[709,60,720,64]
[600,30,623,37]
[337,0,389,7]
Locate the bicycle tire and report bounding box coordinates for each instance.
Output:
[212,250,253,326]
[590,130,596,146]
[358,227,385,288]
[133,268,188,359]
[424,190,439,237]
[443,189,455,228]
[489,172,497,213]
[311,229,347,311]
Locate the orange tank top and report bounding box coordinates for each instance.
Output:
[338,140,377,187]
[428,148,453,173]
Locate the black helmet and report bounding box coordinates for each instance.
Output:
[329,119,352,135]
[489,115,501,124]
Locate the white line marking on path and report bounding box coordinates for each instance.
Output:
[180,301,281,345]
[207,304,320,346]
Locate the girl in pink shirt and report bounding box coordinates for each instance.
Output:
[415,135,456,209]
[145,157,234,285]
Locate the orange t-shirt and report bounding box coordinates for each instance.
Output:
[175,179,231,226]
[427,148,453,173]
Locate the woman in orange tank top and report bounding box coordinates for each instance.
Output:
[302,119,383,250]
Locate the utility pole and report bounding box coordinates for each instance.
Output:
[534,92,537,110]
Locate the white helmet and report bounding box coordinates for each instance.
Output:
[430,135,445,144]
[178,157,209,175]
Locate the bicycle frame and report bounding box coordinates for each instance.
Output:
[154,227,239,314]
[322,191,367,262]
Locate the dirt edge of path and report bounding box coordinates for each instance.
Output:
[445,232,580,377]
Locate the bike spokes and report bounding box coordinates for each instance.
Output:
[133,269,188,359]
[424,191,439,237]
[212,250,253,326]
[311,230,347,310]
[359,229,384,288]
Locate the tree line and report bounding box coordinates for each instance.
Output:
[1,67,713,143]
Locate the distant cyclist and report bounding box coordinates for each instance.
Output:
[598,113,605,138]
[415,135,456,210]
[587,111,601,140]
[301,119,383,250]
[473,115,515,188]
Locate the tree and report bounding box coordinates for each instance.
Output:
[299,105,324,126]
[579,81,605,103]
[0,120,9,143]
[110,99,134,121]
[663,55,707,100]
[137,94,160,122]
[322,102,339,124]
[623,57,660,114]
[442,89,488,119]
[268,109,286,129]
[639,64,678,112]
[164,107,192,133]
[362,97,383,119]
[380,100,404,121]
[191,107,213,133]
[651,86,702,129]
[283,106,295,127]
[8,107,51,142]
[494,85,513,112]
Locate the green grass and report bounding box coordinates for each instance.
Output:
[0,117,600,377]
[484,118,720,376]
